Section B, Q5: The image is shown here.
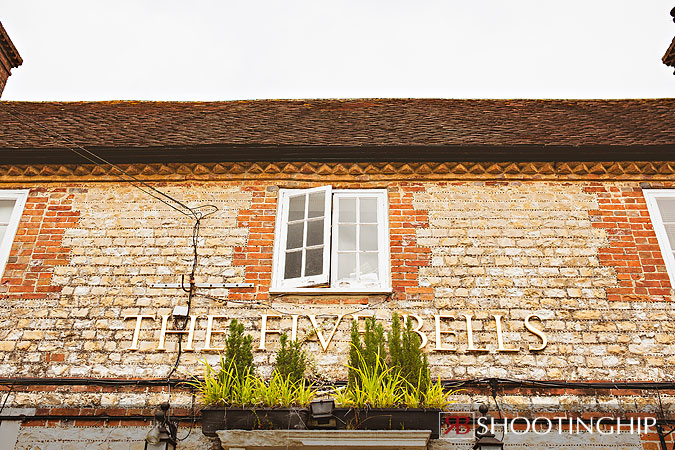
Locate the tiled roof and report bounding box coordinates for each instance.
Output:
[0,22,22,69]
[0,99,674,151]
[664,37,675,69]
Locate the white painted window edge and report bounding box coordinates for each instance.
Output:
[268,288,393,295]
[0,190,29,278]
[330,190,390,292]
[271,187,391,293]
[642,189,675,289]
[272,186,332,290]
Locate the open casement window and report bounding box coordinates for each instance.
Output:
[272,187,390,293]
[274,186,333,290]
[644,190,675,288]
[0,190,28,277]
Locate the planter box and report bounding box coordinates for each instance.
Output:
[202,407,309,436]
[332,408,441,439]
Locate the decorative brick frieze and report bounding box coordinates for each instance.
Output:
[3,161,675,182]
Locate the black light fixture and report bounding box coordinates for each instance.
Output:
[144,403,177,450]
[308,399,336,428]
[473,403,504,450]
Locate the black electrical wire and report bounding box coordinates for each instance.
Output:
[0,383,14,417]
[1,376,674,391]
[1,107,206,220]
[488,378,503,420]
[177,390,197,442]
[0,377,190,386]
[166,216,203,381]
[656,389,675,450]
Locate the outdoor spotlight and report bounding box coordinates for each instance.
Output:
[144,403,177,450]
[308,399,336,428]
[473,403,504,450]
[309,399,335,419]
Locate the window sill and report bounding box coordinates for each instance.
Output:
[268,287,393,295]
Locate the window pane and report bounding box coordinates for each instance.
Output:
[308,192,325,218]
[0,225,6,241]
[0,200,15,223]
[337,253,357,281]
[338,224,356,251]
[360,198,378,223]
[666,224,675,250]
[286,222,304,249]
[360,253,379,282]
[657,198,675,222]
[288,195,306,221]
[359,224,378,251]
[284,251,302,279]
[339,198,356,223]
[306,219,324,247]
[305,247,324,276]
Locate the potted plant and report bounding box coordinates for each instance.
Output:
[331,314,456,439]
[191,320,316,436]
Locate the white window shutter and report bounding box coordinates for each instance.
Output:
[275,186,332,289]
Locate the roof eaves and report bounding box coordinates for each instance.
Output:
[0,21,23,69]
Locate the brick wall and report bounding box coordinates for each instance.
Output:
[0,179,673,384]
[0,174,673,450]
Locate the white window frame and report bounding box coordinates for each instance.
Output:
[643,189,675,288]
[271,188,391,294]
[0,190,29,278]
[273,186,333,290]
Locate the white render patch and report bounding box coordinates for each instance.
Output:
[428,431,642,449]
[0,421,21,450]
[8,427,647,450]
[217,430,431,450]
[14,425,219,450]
[504,431,642,448]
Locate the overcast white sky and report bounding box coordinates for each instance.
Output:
[2,1,675,100]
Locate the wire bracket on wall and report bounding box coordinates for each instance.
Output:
[151,282,254,288]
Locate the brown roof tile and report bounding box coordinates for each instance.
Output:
[0,99,673,161]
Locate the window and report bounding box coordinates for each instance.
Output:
[0,190,28,277]
[271,187,390,293]
[643,189,675,287]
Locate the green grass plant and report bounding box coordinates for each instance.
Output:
[334,344,458,410]
[334,348,405,408]
[423,376,459,409]
[188,357,316,408]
